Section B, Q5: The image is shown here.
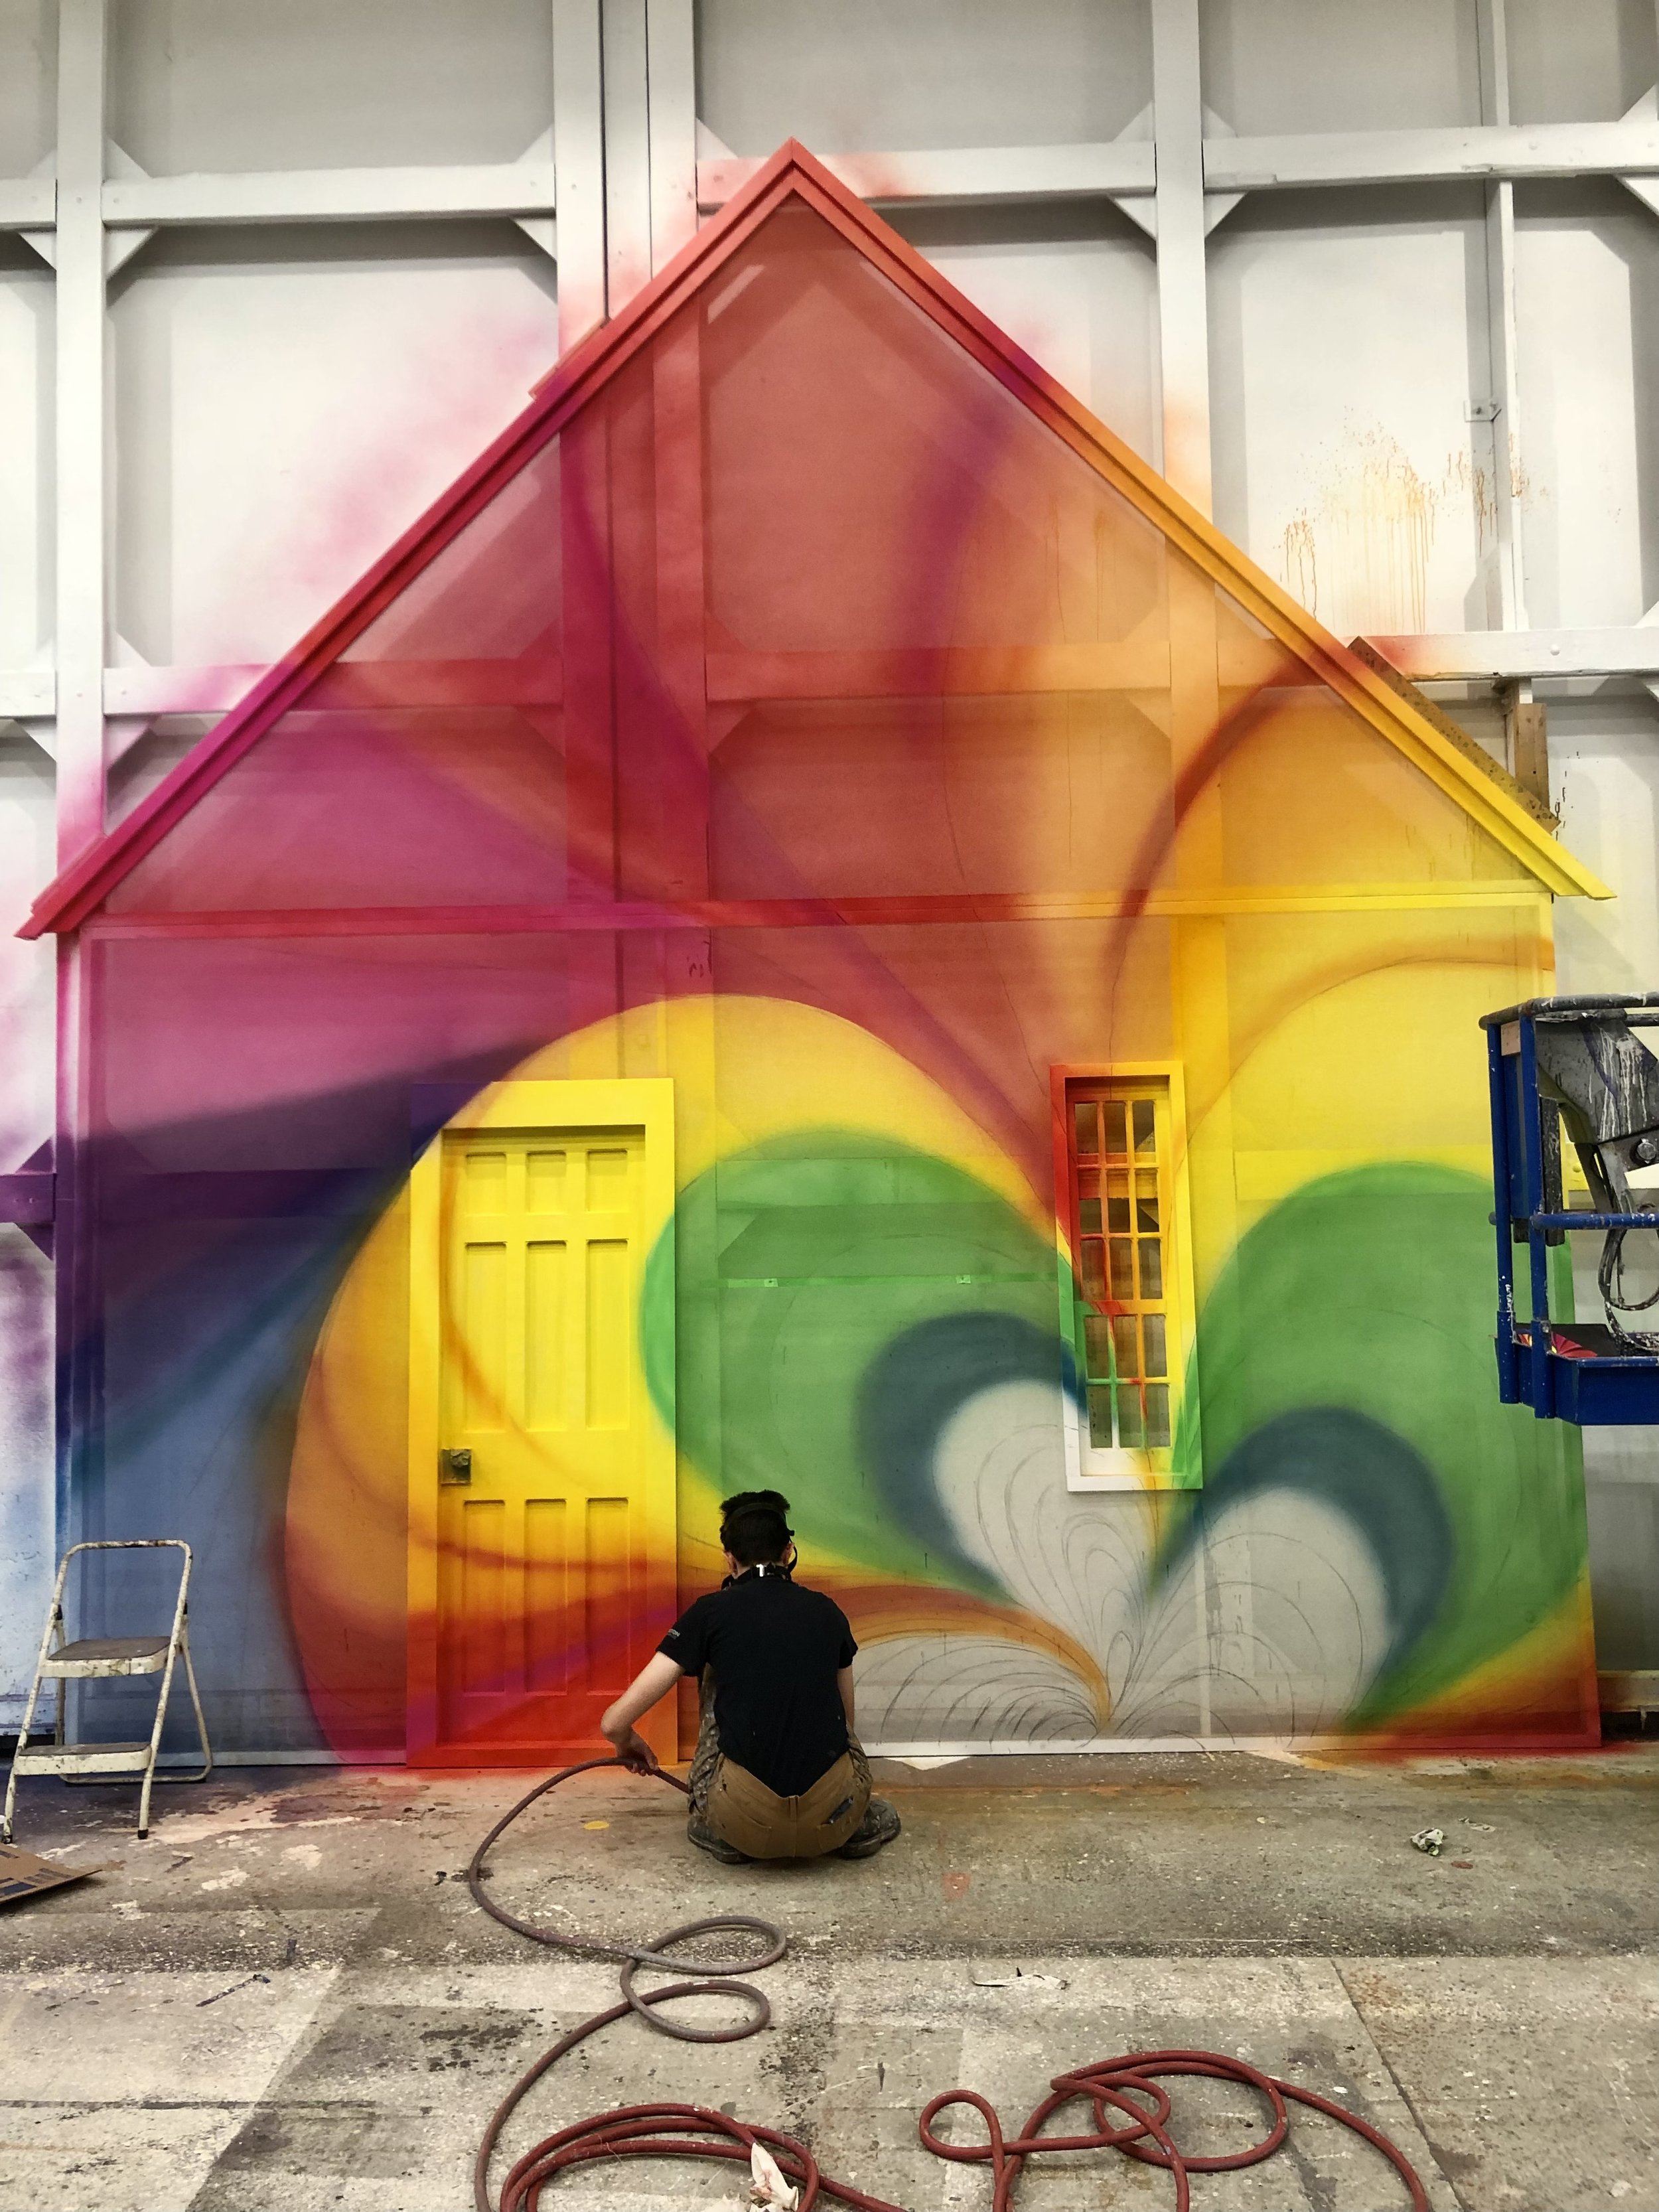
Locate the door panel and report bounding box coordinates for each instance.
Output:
[433,1126,656,1753]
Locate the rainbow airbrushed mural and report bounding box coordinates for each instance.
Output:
[25,144,1607,1763]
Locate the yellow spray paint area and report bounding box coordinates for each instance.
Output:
[288,996,1061,1760]
[289,975,1594,1765]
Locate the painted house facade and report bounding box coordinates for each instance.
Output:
[21,145,1609,1765]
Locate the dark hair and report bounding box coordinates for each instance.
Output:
[719,1489,792,1567]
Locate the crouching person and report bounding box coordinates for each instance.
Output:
[600,1491,901,1864]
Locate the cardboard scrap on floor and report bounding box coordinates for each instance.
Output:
[0,1840,97,1907]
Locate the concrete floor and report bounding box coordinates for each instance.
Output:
[0,1745,1653,2211]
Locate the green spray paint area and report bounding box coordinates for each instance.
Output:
[643,1131,1062,1590]
[1167,1161,1587,1724]
[646,1143,1588,1733]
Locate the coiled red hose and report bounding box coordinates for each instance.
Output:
[469,1760,1429,2212]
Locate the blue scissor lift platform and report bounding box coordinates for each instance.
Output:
[1484,994,1659,1424]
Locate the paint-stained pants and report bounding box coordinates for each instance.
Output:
[686,1671,873,1853]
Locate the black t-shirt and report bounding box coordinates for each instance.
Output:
[658,1572,856,1799]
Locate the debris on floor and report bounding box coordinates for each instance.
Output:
[749,2140,800,2208]
[1410,1826,1447,1856]
[2,1751,1655,2211]
[0,1840,100,1909]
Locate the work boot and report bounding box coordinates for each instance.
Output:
[687,1812,750,1865]
[835,1796,901,1860]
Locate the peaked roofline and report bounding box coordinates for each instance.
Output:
[21,138,1607,938]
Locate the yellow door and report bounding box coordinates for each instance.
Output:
[407,1082,676,1764]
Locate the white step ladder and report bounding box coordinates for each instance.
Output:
[3,1539,212,1841]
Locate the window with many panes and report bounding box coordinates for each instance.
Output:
[1066,1081,1174,1455]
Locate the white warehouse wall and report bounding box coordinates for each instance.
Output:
[1,0,1657,1727]
[1210,183,1499,639]
[109,225,559,675]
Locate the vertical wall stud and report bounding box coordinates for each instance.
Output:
[1477,0,1528,630]
[553,0,608,350]
[1151,0,1212,515]
[645,0,697,271]
[50,1,110,1584]
[52,0,108,867]
[602,0,653,312]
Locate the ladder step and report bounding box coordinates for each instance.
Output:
[12,1742,153,1773]
[42,1637,171,1678]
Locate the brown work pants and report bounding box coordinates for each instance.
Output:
[687,1676,871,1860]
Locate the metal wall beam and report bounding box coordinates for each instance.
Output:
[552,0,607,348]
[52,0,108,867]
[697,142,1156,211]
[1206,115,1659,192]
[7,625,1656,730]
[599,0,697,313]
[102,162,558,229]
[645,0,697,270]
[1150,0,1211,514]
[0,674,57,718]
[0,179,54,230]
[694,115,1659,217]
[1372,632,1659,682]
[603,0,653,308]
[9,125,1657,252]
[1477,0,1528,632]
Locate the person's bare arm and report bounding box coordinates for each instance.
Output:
[837,1666,855,1731]
[601,1651,684,1773]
